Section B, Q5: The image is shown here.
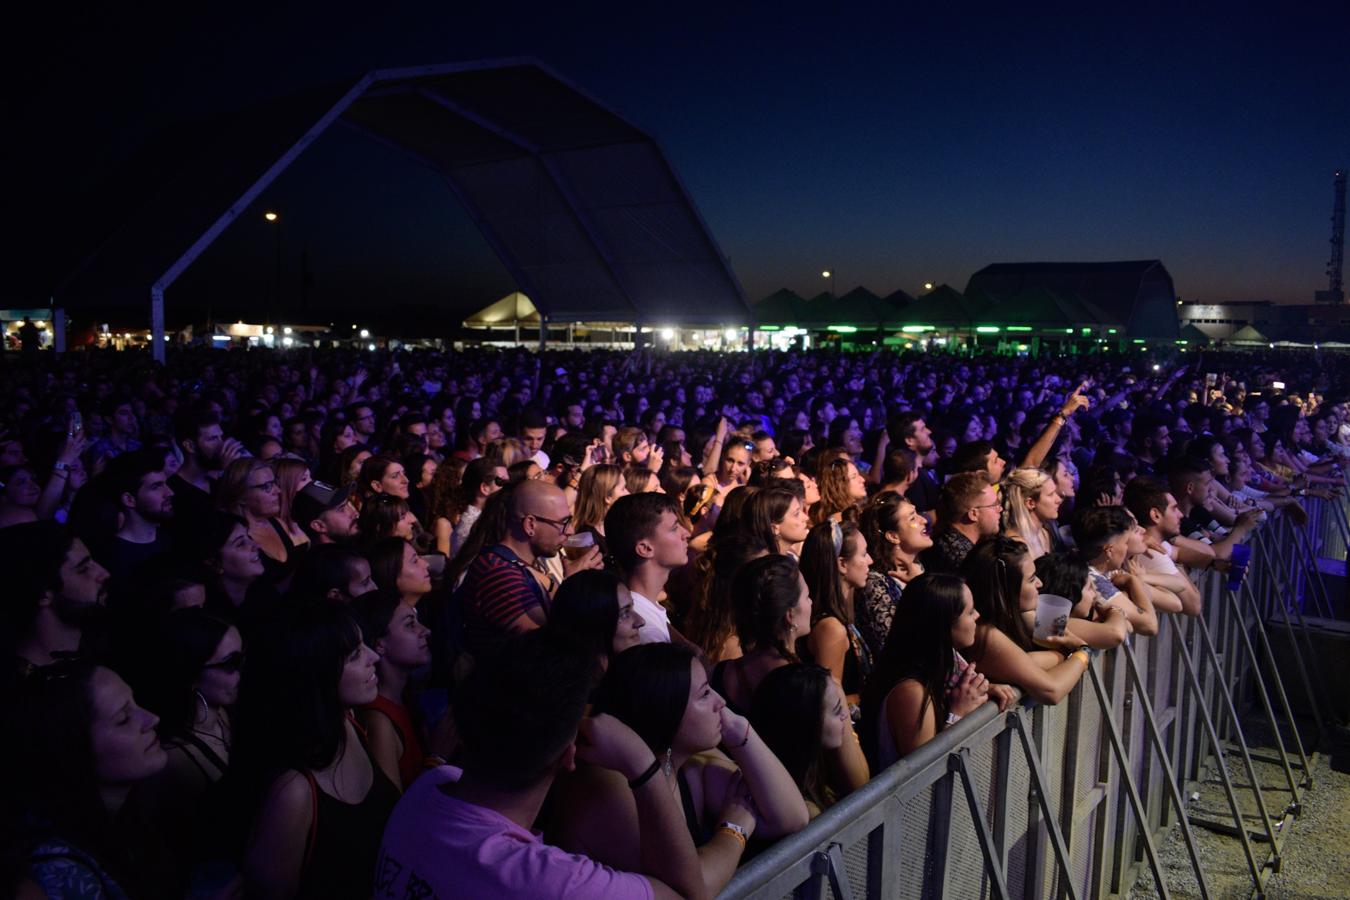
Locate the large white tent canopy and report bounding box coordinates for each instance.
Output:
[53,59,751,360]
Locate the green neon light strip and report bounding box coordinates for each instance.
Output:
[901,325,933,333]
[827,325,858,333]
[1005,326,1033,332]
[975,326,1000,333]
[758,325,781,331]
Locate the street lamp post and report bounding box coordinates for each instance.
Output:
[264,211,282,317]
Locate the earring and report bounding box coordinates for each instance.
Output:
[194,689,209,724]
[661,748,674,779]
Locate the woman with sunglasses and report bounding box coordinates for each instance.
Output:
[128,608,245,887]
[445,457,508,557]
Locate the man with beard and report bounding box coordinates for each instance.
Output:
[168,406,246,527]
[0,522,110,674]
[99,448,175,588]
[890,412,939,514]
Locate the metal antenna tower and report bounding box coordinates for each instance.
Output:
[1317,169,1346,303]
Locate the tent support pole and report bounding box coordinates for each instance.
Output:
[53,307,66,354]
[151,287,166,364]
[539,316,547,351]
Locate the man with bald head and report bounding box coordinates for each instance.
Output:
[453,480,600,660]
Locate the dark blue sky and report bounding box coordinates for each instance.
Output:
[10,3,1350,312]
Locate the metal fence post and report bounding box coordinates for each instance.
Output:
[1170,622,1268,893]
[1120,640,1212,899]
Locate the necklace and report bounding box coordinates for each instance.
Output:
[190,708,230,749]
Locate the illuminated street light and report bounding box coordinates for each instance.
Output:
[821,270,831,279]
[359,329,370,339]
[283,326,293,335]
[923,282,934,290]
[264,211,279,222]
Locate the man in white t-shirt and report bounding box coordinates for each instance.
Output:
[1123,476,1205,616]
[604,493,691,645]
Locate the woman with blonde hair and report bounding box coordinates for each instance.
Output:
[572,463,628,541]
[272,457,314,551]
[1001,467,1062,561]
[218,457,305,584]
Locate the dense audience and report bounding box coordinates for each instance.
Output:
[0,344,1343,898]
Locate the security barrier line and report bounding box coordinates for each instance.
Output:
[720,527,1325,900]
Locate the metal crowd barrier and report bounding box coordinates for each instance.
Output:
[722,521,1330,900]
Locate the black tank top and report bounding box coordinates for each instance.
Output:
[677,769,714,846]
[298,734,400,900]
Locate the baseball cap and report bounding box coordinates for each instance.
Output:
[294,480,353,531]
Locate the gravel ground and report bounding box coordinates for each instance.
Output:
[1129,721,1350,900]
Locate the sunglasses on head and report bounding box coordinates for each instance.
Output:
[202,651,247,674]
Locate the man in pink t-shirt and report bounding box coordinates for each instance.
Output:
[376,631,700,900]
[377,765,651,899]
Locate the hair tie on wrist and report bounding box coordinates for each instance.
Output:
[628,758,662,790]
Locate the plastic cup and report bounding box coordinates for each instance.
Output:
[1034,593,1073,639]
[563,529,596,561]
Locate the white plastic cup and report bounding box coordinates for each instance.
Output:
[1034,593,1073,639]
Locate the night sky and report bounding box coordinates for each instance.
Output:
[8,3,1350,318]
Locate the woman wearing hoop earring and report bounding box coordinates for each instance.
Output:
[126,608,245,887]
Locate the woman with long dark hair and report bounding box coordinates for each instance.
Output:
[233,602,398,899]
[129,608,244,886]
[799,521,873,711]
[6,659,170,899]
[959,536,1088,705]
[709,554,812,714]
[550,643,808,898]
[745,485,811,557]
[854,492,932,660]
[750,663,869,817]
[352,590,434,791]
[546,568,646,664]
[859,573,987,767]
[366,538,432,608]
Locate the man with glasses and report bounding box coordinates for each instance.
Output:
[454,480,601,661]
[921,472,1000,574]
[347,402,380,449]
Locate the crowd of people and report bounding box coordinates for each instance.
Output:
[0,344,1344,899]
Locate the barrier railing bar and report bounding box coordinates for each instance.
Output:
[1170,620,1268,892]
[1287,516,1334,618]
[1256,529,1327,743]
[1226,583,1307,802]
[1121,640,1213,900]
[721,527,1328,900]
[1195,617,1283,857]
[1008,709,1081,900]
[808,842,856,900]
[1083,659,1172,899]
[991,727,1013,875]
[950,750,1012,900]
[1233,578,1314,784]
